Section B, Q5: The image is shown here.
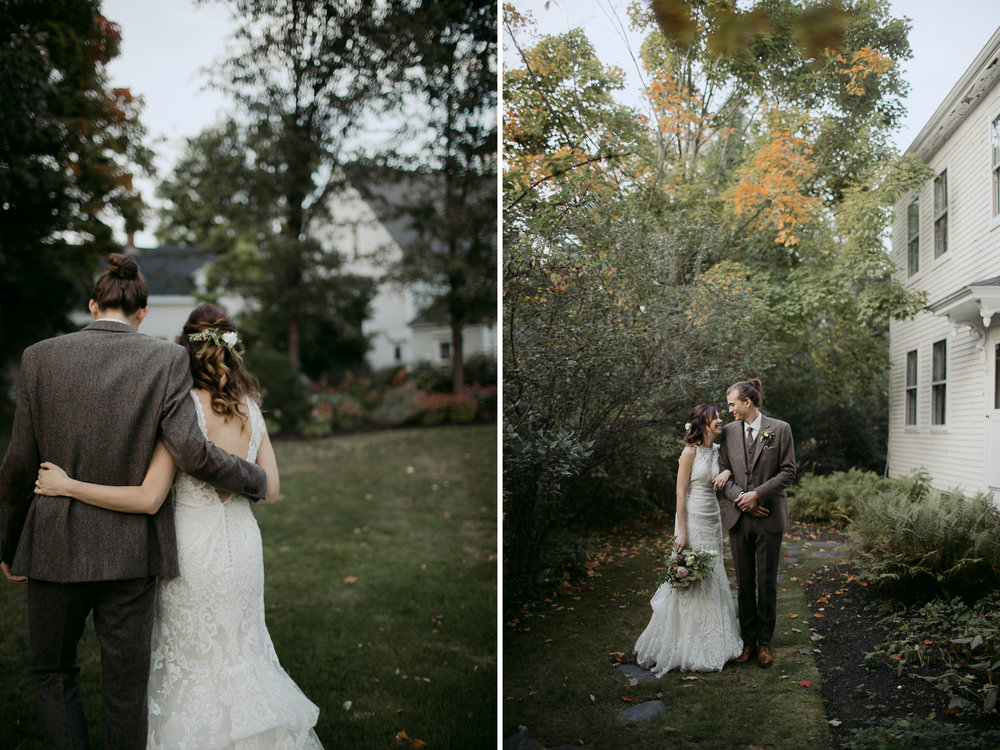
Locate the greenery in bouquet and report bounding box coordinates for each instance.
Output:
[663,543,717,589]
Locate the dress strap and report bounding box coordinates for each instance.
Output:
[246,397,265,462]
[189,389,208,438]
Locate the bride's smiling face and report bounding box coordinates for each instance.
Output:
[705,412,723,439]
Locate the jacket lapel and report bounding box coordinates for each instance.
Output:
[748,416,771,470]
[730,422,749,477]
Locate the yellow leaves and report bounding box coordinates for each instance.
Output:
[723,110,821,247]
[841,46,893,96]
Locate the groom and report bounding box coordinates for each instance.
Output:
[0,254,267,749]
[718,379,796,668]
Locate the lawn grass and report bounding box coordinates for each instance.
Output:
[0,424,497,749]
[503,525,833,749]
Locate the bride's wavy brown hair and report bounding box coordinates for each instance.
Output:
[178,303,260,422]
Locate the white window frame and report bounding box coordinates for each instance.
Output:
[905,349,918,427]
[933,170,948,259]
[992,113,1000,224]
[439,341,451,360]
[931,339,947,426]
[906,197,920,276]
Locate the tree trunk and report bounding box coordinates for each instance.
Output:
[450,315,464,394]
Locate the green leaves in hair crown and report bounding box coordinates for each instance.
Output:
[188,328,240,358]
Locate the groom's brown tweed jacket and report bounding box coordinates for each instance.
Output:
[0,320,266,582]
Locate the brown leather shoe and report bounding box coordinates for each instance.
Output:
[757,645,774,668]
[733,646,753,664]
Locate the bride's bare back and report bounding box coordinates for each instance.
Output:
[193,388,252,502]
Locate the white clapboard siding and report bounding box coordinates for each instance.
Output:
[888,27,1000,496]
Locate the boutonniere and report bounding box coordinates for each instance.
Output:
[760,429,774,443]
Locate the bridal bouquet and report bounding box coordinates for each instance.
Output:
[663,544,717,589]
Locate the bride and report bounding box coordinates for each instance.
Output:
[35,304,323,749]
[633,404,743,674]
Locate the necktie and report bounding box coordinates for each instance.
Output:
[746,426,754,447]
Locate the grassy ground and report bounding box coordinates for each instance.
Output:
[0,425,497,749]
[503,522,834,749]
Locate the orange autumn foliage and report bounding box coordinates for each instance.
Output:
[724,114,820,247]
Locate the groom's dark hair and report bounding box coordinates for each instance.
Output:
[92,253,147,314]
[728,379,763,407]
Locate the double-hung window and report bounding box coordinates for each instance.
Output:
[905,350,918,426]
[933,170,948,258]
[993,115,1000,216]
[907,198,920,276]
[932,339,947,425]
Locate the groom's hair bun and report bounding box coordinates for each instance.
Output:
[107,253,140,280]
[92,253,147,314]
[728,379,763,407]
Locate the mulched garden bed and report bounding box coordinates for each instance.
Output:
[799,524,1000,748]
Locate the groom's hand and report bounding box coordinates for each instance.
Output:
[736,490,769,517]
[1,561,27,585]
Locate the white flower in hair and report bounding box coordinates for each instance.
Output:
[685,422,692,431]
[222,331,238,348]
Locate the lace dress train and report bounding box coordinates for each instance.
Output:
[633,444,743,674]
[147,392,323,749]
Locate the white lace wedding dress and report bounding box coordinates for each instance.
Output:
[633,444,743,674]
[147,392,323,749]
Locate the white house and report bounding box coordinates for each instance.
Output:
[315,177,497,372]
[888,26,1000,495]
[113,178,496,372]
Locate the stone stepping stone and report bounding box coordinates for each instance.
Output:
[615,662,659,684]
[503,729,545,750]
[620,700,666,722]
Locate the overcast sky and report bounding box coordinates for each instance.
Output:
[505,0,1000,151]
[100,1,1000,244]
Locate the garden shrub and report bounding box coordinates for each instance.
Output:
[847,714,1000,750]
[369,382,423,427]
[244,347,311,434]
[866,593,1000,716]
[850,486,1000,601]
[788,468,895,526]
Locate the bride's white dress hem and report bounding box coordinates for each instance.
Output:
[633,444,743,675]
[146,392,323,749]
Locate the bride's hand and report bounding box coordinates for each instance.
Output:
[36,462,73,497]
[712,470,731,491]
[672,532,687,554]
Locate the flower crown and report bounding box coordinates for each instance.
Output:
[188,328,240,358]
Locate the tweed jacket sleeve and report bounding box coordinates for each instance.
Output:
[0,348,40,564]
[157,347,267,502]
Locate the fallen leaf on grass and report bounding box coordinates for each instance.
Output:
[799,679,812,688]
[681,676,698,681]
[813,612,825,618]
[344,576,358,584]
[621,696,634,702]
[788,613,799,619]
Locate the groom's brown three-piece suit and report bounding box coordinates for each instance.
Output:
[718,415,796,659]
[0,320,267,749]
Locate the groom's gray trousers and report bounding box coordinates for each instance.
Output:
[728,514,782,648]
[28,576,155,750]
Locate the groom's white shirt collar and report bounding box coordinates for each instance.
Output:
[94,317,133,328]
[745,413,763,438]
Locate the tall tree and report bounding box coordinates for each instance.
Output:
[156,120,375,380]
[0,0,150,372]
[182,0,402,367]
[503,0,930,575]
[377,0,497,394]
